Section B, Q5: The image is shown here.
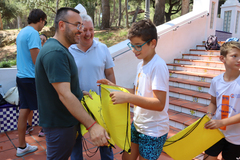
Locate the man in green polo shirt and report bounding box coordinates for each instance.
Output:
[35,7,109,159]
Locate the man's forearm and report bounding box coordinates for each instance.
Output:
[58,91,95,129]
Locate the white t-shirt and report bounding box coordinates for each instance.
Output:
[133,54,169,137]
[69,40,115,95]
[209,73,240,145]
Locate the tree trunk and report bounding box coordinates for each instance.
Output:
[17,16,21,29]
[181,0,190,15]
[56,0,60,13]
[0,13,3,30]
[110,0,116,26]
[99,6,101,27]
[145,0,150,19]
[125,0,129,28]
[101,0,110,29]
[165,12,171,22]
[118,0,122,27]
[153,0,165,26]
[132,6,139,23]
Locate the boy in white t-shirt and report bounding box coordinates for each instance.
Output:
[97,19,169,160]
[204,41,240,160]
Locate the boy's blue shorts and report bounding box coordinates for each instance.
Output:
[131,122,168,160]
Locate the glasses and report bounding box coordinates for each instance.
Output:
[127,39,151,51]
[61,20,84,30]
[44,20,47,26]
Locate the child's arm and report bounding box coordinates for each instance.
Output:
[205,96,240,129]
[206,96,217,119]
[109,89,166,111]
[205,114,240,129]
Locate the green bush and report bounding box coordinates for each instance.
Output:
[0,61,11,68]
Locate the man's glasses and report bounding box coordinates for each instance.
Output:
[44,20,47,26]
[127,39,151,51]
[61,20,84,30]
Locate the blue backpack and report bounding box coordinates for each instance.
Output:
[225,37,239,42]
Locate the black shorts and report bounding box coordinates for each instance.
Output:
[16,77,38,110]
[205,138,240,160]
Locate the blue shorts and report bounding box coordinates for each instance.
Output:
[205,138,240,159]
[16,77,38,110]
[131,122,168,160]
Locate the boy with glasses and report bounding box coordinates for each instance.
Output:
[98,19,169,160]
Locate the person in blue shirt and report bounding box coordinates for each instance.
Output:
[16,9,47,157]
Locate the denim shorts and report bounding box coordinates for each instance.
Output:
[131,122,168,160]
[16,77,38,110]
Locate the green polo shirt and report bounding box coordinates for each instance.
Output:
[35,38,83,128]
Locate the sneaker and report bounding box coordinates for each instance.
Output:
[38,128,45,137]
[26,125,33,135]
[16,143,38,157]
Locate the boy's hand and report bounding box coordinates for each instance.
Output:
[110,91,129,104]
[205,119,224,129]
[88,123,110,146]
[97,79,115,86]
[82,90,93,99]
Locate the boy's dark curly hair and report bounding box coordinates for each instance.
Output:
[128,19,158,44]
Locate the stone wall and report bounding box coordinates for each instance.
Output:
[0,30,19,47]
[0,26,55,47]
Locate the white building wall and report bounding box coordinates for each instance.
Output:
[221,0,240,38]
[216,17,224,31]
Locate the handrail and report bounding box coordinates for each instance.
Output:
[112,48,131,60]
[111,11,209,60]
[157,11,209,38]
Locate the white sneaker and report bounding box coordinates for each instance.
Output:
[16,143,38,157]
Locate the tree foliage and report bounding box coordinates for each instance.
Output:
[0,1,17,20]
[0,0,197,30]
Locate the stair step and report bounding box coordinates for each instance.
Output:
[169,69,216,83]
[196,45,205,50]
[174,58,224,68]
[169,97,208,117]
[202,41,225,45]
[182,54,220,61]
[168,125,181,138]
[168,109,200,130]
[169,77,210,93]
[169,86,211,105]
[189,49,220,55]
[167,63,225,75]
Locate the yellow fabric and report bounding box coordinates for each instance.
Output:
[80,86,131,153]
[101,84,131,153]
[163,115,224,160]
[80,90,115,146]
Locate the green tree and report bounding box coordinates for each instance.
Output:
[0,0,18,29]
